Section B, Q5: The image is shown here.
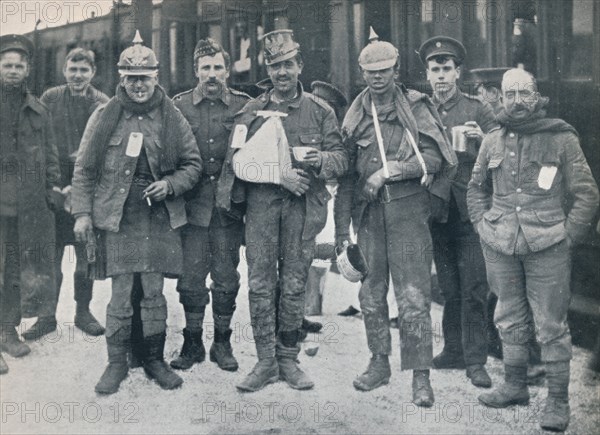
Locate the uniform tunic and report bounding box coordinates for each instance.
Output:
[430,89,497,366]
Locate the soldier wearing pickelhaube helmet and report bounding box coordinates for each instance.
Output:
[71,31,202,394]
[217,29,347,392]
[335,28,456,407]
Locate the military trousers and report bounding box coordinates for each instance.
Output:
[431,202,489,366]
[37,220,93,318]
[0,216,21,328]
[358,190,434,370]
[176,210,243,331]
[482,239,572,363]
[245,184,314,360]
[105,272,167,339]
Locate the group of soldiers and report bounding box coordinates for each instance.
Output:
[1,25,598,433]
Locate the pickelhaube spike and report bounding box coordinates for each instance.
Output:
[132,29,143,45]
[368,26,379,43]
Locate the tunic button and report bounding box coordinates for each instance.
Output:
[516,206,522,212]
[509,151,516,157]
[210,175,215,181]
[509,132,515,138]
[209,138,214,144]
[516,188,522,193]
[210,102,215,106]
[138,116,143,120]
[119,188,125,193]
[512,170,517,176]
[372,157,378,162]
[125,169,131,175]
[209,157,215,162]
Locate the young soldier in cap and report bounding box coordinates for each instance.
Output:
[0,34,62,373]
[468,68,599,431]
[169,38,250,372]
[335,28,455,407]
[217,29,347,392]
[21,49,109,340]
[418,36,497,388]
[71,32,201,394]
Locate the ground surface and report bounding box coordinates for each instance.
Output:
[2,205,599,434]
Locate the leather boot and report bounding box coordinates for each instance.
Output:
[75,307,105,336]
[277,330,314,390]
[302,318,323,333]
[540,361,570,432]
[0,327,30,357]
[210,328,238,371]
[144,333,183,390]
[236,358,279,392]
[0,353,8,375]
[432,348,465,369]
[170,328,205,370]
[95,329,130,395]
[467,364,492,388]
[22,317,57,341]
[353,354,391,391]
[478,364,530,407]
[412,369,434,407]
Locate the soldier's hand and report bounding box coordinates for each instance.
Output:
[281,168,311,196]
[335,235,350,251]
[144,180,171,202]
[303,149,323,170]
[463,121,484,141]
[74,215,94,244]
[363,170,387,202]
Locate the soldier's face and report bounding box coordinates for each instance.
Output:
[121,75,158,103]
[502,74,539,120]
[0,51,29,86]
[266,58,303,95]
[362,67,397,96]
[195,53,229,96]
[426,58,460,95]
[64,59,95,93]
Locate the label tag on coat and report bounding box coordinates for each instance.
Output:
[538,165,557,190]
[125,132,143,157]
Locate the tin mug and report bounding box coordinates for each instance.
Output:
[451,125,470,153]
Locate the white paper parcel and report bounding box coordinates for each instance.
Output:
[232,113,292,185]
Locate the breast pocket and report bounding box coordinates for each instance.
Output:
[299,133,324,149]
[103,136,123,173]
[486,156,505,192]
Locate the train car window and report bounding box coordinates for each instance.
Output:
[565,0,594,79]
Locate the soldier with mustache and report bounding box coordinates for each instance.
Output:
[169,38,250,372]
[469,68,599,431]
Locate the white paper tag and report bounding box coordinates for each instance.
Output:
[231,125,248,149]
[125,132,144,157]
[538,166,557,190]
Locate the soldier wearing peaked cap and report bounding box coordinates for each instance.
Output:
[71,31,202,394]
[168,38,250,373]
[418,36,497,389]
[217,29,348,392]
[334,27,456,407]
[0,34,62,371]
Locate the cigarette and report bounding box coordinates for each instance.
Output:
[146,197,152,206]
